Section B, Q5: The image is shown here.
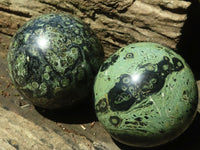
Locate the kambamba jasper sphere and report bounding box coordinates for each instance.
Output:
[8,13,104,109]
[94,42,198,147]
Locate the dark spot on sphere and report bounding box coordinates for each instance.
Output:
[108,74,136,111]
[124,53,134,59]
[108,72,163,112]
[135,117,142,122]
[156,45,165,50]
[95,98,108,113]
[107,55,185,112]
[100,62,110,72]
[183,91,186,95]
[172,57,184,71]
[163,56,170,62]
[125,121,138,125]
[100,54,119,72]
[120,48,125,52]
[110,54,119,64]
[109,116,122,127]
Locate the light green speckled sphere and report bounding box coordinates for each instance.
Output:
[94,42,198,147]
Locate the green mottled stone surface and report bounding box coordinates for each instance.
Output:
[7,13,104,109]
[94,42,198,147]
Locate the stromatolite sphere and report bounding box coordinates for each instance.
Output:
[94,42,198,147]
[7,13,104,109]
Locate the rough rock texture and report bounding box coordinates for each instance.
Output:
[0,107,113,150]
[0,0,191,57]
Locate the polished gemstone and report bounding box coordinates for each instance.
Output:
[94,42,198,147]
[8,13,104,109]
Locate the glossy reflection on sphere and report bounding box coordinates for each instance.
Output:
[94,42,198,147]
[8,13,104,109]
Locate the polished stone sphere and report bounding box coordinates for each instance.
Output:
[8,13,104,109]
[94,42,198,147]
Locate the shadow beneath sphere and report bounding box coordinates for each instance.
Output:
[114,113,200,150]
[177,1,200,80]
[35,98,98,124]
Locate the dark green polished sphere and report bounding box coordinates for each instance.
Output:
[94,42,198,147]
[8,13,104,109]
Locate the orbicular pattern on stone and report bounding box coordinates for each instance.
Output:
[8,13,104,109]
[94,42,198,147]
[107,56,184,112]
